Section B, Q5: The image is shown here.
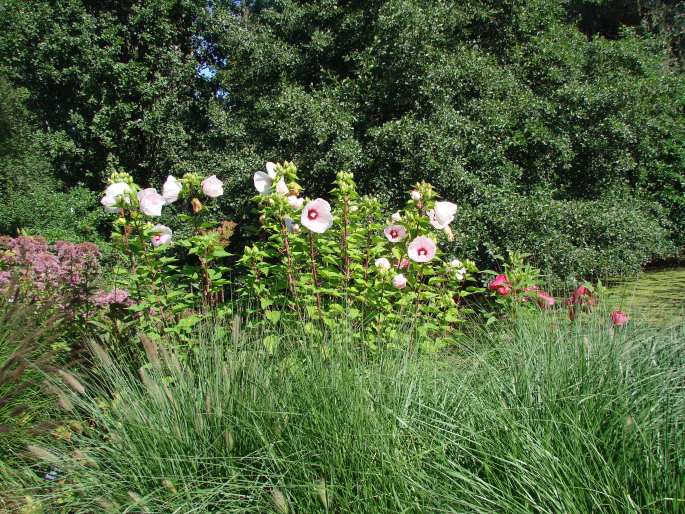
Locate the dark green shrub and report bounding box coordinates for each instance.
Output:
[456,192,674,281]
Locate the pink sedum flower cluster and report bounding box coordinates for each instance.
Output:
[92,288,133,308]
[0,236,101,314]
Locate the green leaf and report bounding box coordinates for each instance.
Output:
[265,310,281,324]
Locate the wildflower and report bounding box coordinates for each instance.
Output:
[611,310,629,327]
[287,195,304,210]
[407,236,437,263]
[137,188,165,216]
[254,162,286,195]
[375,257,391,271]
[427,201,457,230]
[488,275,513,296]
[101,182,132,213]
[392,274,407,289]
[566,285,597,308]
[538,291,555,307]
[201,175,224,198]
[301,198,333,233]
[151,224,172,247]
[488,274,509,291]
[391,211,401,222]
[384,224,407,243]
[496,285,511,296]
[162,175,182,204]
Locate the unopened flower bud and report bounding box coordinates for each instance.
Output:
[191,198,203,213]
[392,274,407,289]
[375,257,391,272]
[410,190,422,201]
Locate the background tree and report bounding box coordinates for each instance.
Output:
[203,0,683,279]
[0,0,213,188]
[0,0,682,279]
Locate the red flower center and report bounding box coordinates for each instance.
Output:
[418,248,427,256]
[390,229,398,239]
[308,210,318,220]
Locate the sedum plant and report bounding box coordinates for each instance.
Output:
[240,161,483,351]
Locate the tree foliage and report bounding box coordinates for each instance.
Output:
[0,0,683,277]
[204,0,684,276]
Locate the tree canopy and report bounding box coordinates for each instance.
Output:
[0,0,683,279]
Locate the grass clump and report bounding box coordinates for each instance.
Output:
[12,310,685,513]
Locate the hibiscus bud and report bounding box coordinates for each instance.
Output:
[392,274,407,289]
[375,257,391,271]
[410,190,422,201]
[259,214,266,225]
[350,205,359,213]
[449,258,462,268]
[391,211,401,222]
[287,195,304,210]
[191,198,203,213]
[275,178,289,196]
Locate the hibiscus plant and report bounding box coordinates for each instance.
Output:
[240,162,484,351]
[100,170,233,345]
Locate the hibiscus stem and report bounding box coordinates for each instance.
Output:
[308,232,323,319]
[342,197,351,284]
[363,214,373,281]
[281,222,297,296]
